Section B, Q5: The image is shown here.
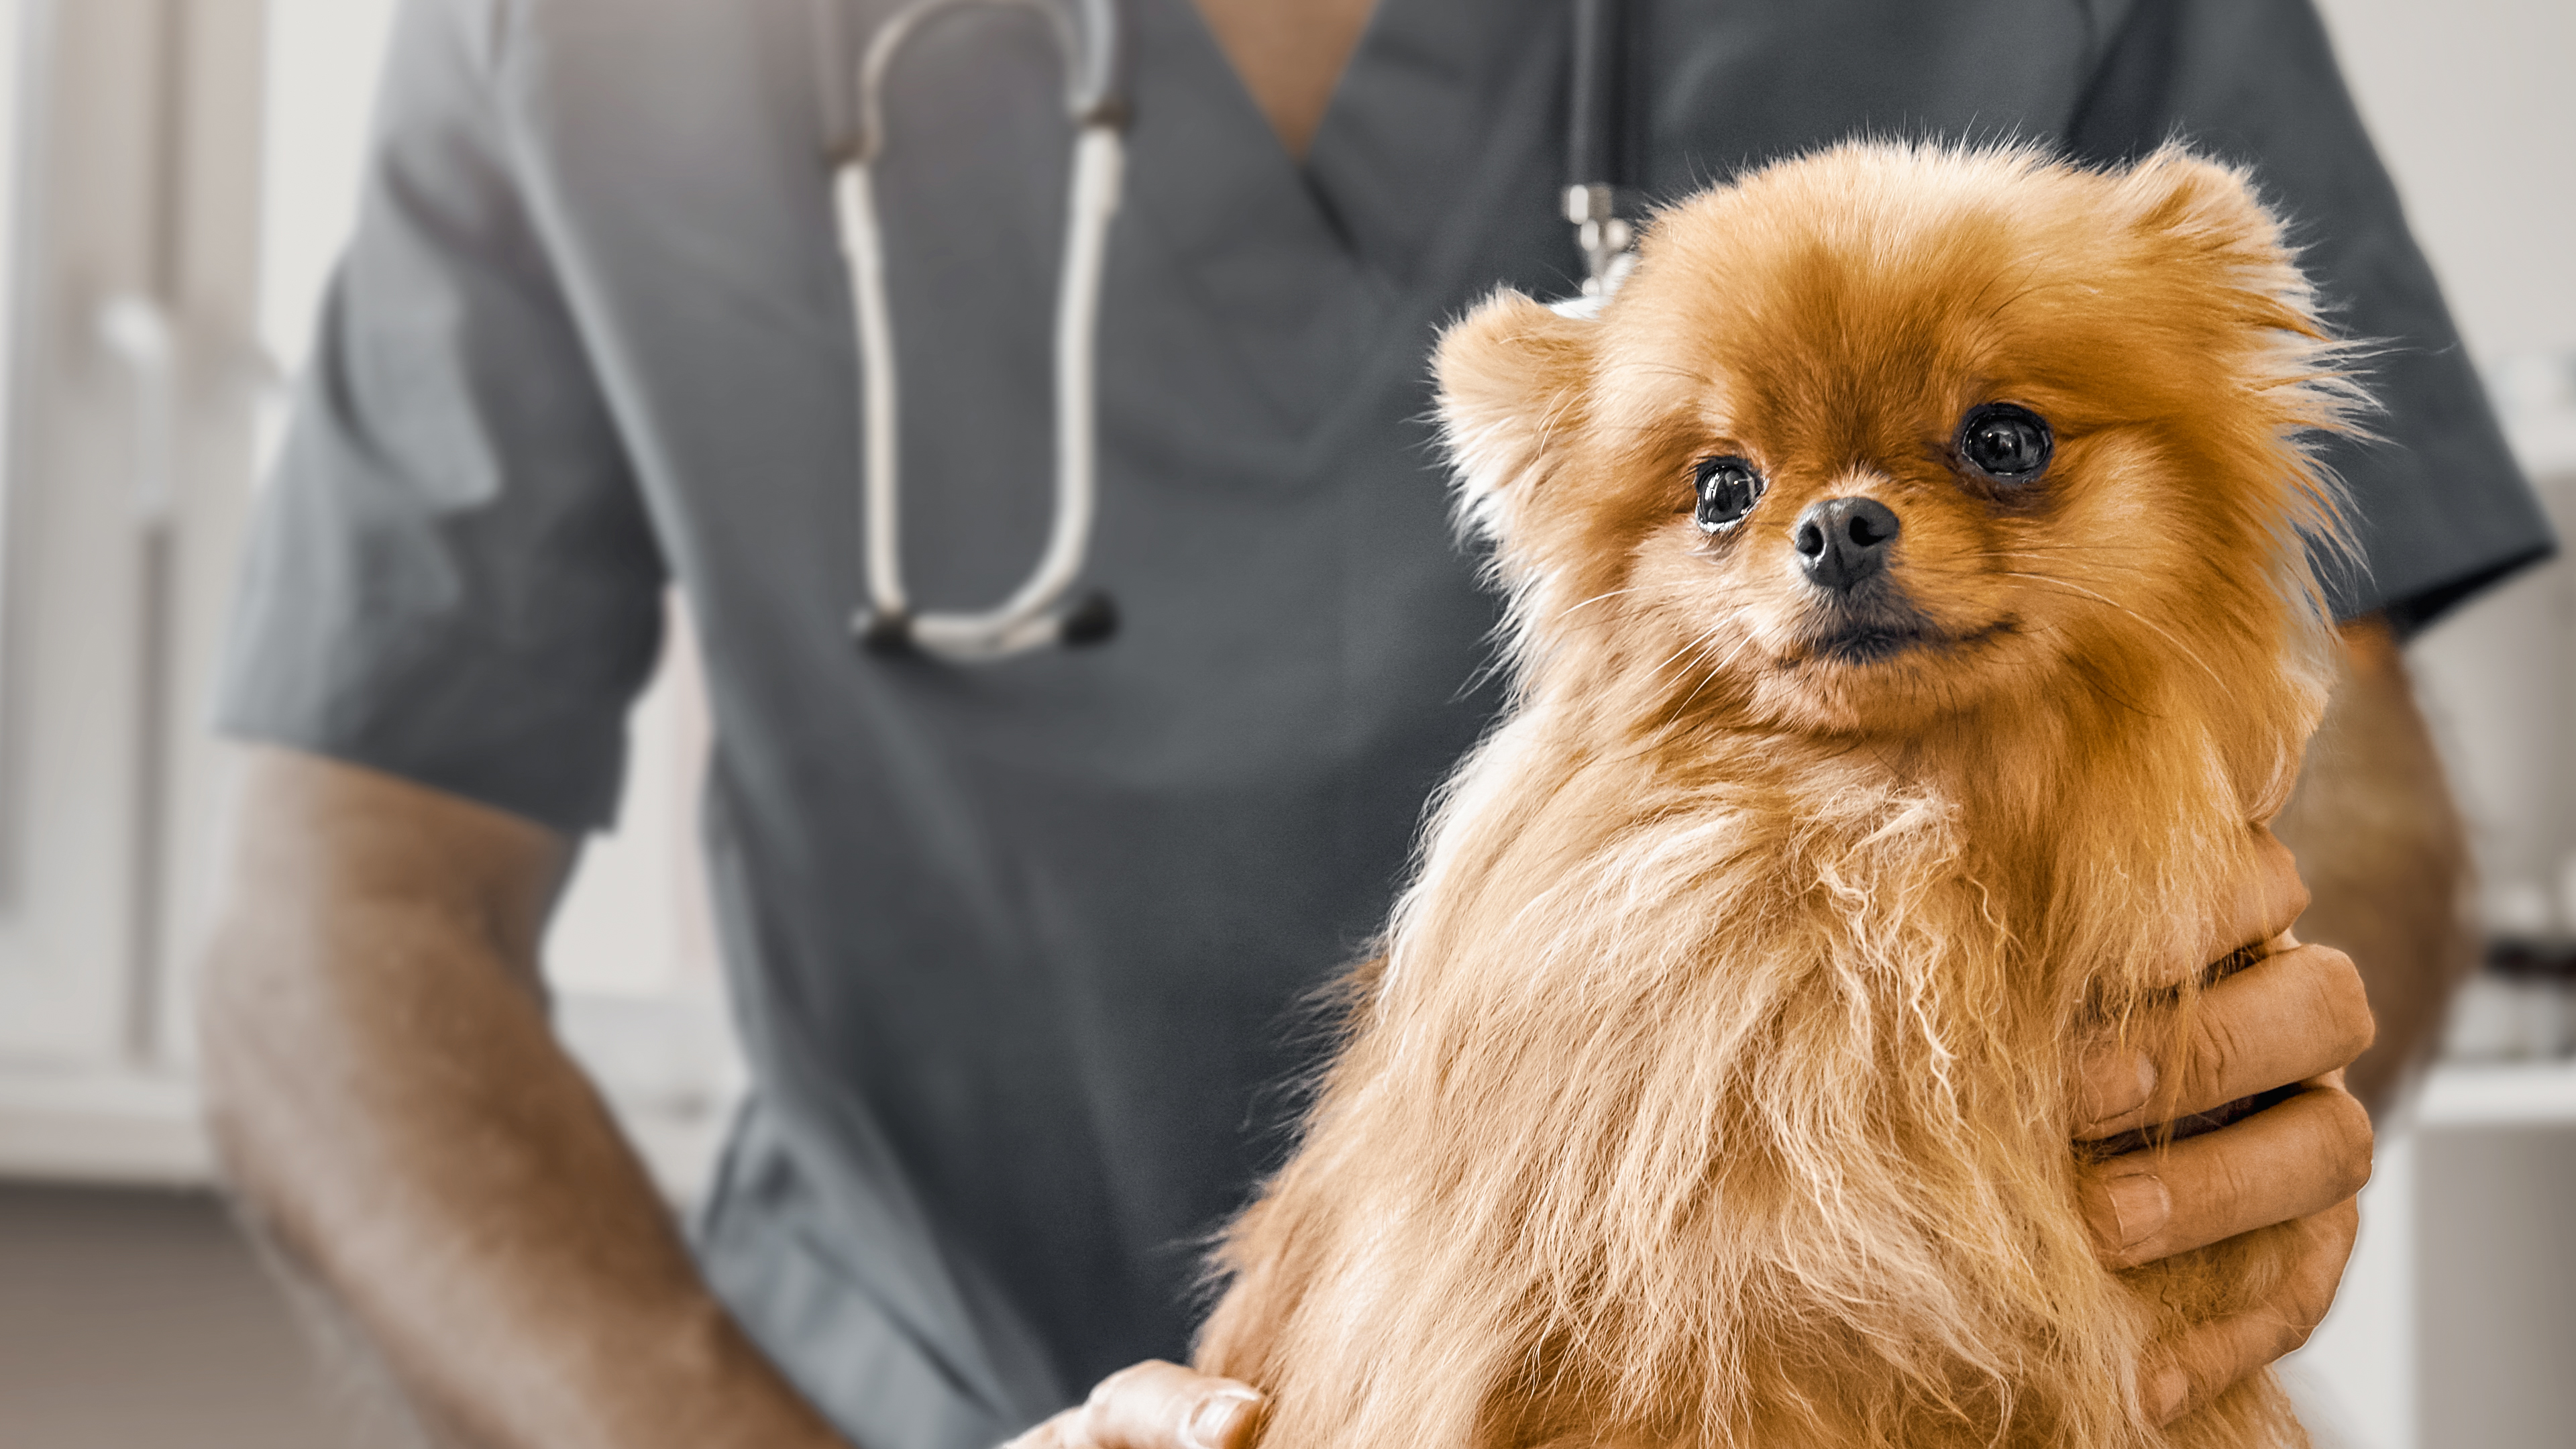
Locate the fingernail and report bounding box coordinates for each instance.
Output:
[2084,1053,2158,1134]
[2149,1366,2190,1423]
[1185,1392,1260,1449]
[2104,1171,2171,1252]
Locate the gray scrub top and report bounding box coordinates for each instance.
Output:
[219,0,2551,1444]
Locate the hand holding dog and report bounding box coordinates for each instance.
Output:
[1004,1361,1263,1449]
[1030,832,2374,1447]
[2074,828,2375,1423]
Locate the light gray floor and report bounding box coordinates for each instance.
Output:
[0,1183,350,1449]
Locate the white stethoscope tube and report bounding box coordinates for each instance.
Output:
[838,0,1124,661]
[839,0,1635,663]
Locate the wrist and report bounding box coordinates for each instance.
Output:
[595,1295,850,1449]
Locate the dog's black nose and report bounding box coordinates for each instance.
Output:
[1794,496,1901,592]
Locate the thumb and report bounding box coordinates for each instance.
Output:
[1080,1360,1265,1449]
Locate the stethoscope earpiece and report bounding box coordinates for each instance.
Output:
[851,591,1116,657]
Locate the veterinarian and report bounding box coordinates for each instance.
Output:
[199,1,2550,1446]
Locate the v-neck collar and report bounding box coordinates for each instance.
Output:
[1113,0,1383,433]
[1147,0,1561,282]
[1118,0,1562,432]
[1301,0,1559,288]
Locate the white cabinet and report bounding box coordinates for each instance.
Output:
[2286,402,2576,1449]
[0,0,263,1104]
[0,0,741,1200]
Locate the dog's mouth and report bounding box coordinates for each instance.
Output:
[1781,591,2016,668]
[1807,624,1941,663]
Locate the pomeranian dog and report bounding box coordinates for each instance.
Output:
[1194,142,2363,1448]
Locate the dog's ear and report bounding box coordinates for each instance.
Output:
[2114,147,2320,328]
[2117,147,2277,249]
[1434,289,1597,543]
[2114,144,2364,585]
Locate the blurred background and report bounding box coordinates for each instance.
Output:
[0,1,2567,1445]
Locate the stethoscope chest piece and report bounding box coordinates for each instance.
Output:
[854,588,1118,656]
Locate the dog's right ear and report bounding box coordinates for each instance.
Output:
[1434,289,1597,543]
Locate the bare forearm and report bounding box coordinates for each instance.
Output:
[199,753,846,1449]
[2271,616,2477,1113]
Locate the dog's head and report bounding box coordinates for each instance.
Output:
[1438,143,2359,741]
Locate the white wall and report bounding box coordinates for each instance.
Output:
[2312,0,2576,927]
[2315,0,2576,369]
[2294,8,2576,1449]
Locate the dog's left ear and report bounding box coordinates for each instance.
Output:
[1434,289,1598,542]
[2116,146,2324,335]
[2117,147,2279,252]
[2116,144,2363,574]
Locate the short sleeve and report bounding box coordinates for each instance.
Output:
[217,0,665,833]
[2065,0,2556,633]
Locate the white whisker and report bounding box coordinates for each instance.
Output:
[1994,571,2226,690]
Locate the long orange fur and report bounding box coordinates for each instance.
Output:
[1195,142,2366,1449]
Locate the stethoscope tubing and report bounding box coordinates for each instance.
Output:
[841,0,1635,662]
[840,0,1124,661]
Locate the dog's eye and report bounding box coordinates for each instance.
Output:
[1690,455,1765,533]
[1956,403,2053,482]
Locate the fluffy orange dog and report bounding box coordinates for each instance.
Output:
[1195,143,2363,1448]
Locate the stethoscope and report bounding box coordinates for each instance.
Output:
[837,0,1636,661]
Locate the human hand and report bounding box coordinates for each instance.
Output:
[1006,1361,1265,1449]
[2070,830,2376,1424]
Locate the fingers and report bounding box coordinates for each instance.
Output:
[2143,1197,2359,1424]
[2076,943,2375,1139]
[1002,1362,1265,1449]
[2080,1081,2371,1268]
[1083,1362,1264,1449]
[2201,828,2310,965]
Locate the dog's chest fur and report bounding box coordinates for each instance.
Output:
[1199,684,2307,1449]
